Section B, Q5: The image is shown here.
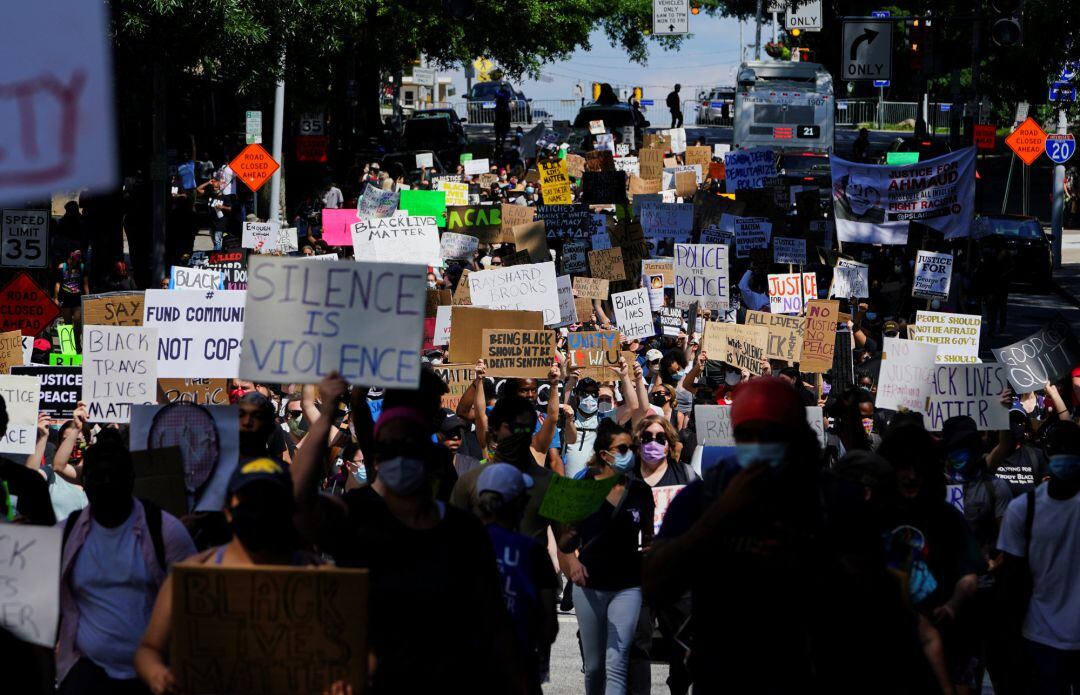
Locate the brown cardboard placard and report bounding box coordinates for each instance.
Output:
[574,297,595,324]
[639,149,664,181]
[0,329,22,374]
[512,221,550,263]
[701,321,728,357]
[445,205,503,244]
[588,247,626,281]
[743,310,805,362]
[481,329,556,378]
[641,259,675,288]
[157,378,229,406]
[573,276,610,300]
[452,269,472,306]
[565,330,621,383]
[675,171,697,198]
[502,249,533,267]
[82,292,145,326]
[628,175,662,196]
[448,307,544,364]
[500,203,536,240]
[801,299,840,373]
[432,363,477,411]
[171,563,369,695]
[565,153,586,179]
[684,145,712,172]
[425,289,452,318]
[722,324,769,375]
[584,150,615,172]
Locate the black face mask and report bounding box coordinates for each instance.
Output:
[494,430,533,464]
[85,485,134,528]
[229,495,295,554]
[650,392,669,406]
[239,428,272,456]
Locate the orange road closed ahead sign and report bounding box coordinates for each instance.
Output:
[1005,117,1047,166]
[229,143,279,191]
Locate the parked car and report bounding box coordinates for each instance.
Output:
[971,213,1053,283]
[402,109,468,163]
[778,150,831,212]
[466,81,531,124]
[696,87,735,126]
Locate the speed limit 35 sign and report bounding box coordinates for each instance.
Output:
[1,209,49,268]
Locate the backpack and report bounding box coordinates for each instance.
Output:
[62,499,168,574]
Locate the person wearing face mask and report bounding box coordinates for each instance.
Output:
[996,421,1080,694]
[237,391,290,462]
[562,378,608,480]
[648,383,687,431]
[558,419,654,695]
[57,433,196,695]
[993,409,1051,494]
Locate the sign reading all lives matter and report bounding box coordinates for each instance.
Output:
[1,209,48,268]
[912,250,953,300]
[82,326,158,423]
[240,256,426,388]
[143,290,246,379]
[0,375,40,454]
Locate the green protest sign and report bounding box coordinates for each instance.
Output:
[50,353,82,366]
[539,474,618,524]
[56,324,77,355]
[460,153,473,163]
[885,151,920,165]
[399,189,447,227]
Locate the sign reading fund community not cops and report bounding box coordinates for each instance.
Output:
[143,290,246,379]
[240,257,426,387]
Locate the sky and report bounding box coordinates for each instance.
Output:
[437,13,780,105]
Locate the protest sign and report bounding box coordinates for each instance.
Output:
[910,311,981,363]
[50,353,82,366]
[12,365,81,417]
[581,171,627,206]
[565,153,586,178]
[767,273,817,315]
[614,156,639,177]
[241,221,280,251]
[398,189,447,227]
[591,230,611,250]
[415,152,434,169]
[432,305,453,345]
[171,564,368,695]
[481,329,555,378]
[667,127,687,154]
[800,300,839,373]
[722,324,769,374]
[912,250,954,299]
[445,205,503,244]
[806,406,828,449]
[652,485,685,536]
[585,150,614,172]
[448,307,543,364]
[463,157,489,176]
[658,307,683,337]
[1,209,49,268]
[833,325,855,389]
[534,205,596,240]
[170,266,223,291]
[554,274,578,327]
[772,236,806,265]
[674,243,729,310]
[539,159,573,204]
[513,221,550,263]
[724,148,776,191]
[440,231,479,261]
[877,337,939,413]
[566,331,620,382]
[467,261,560,326]
[0,374,39,454]
[425,289,451,319]
[240,257,425,387]
[734,217,772,258]
[320,208,360,245]
[357,183,399,218]
[638,149,665,182]
[642,259,674,287]
[189,249,249,290]
[501,203,536,239]
[829,259,869,299]
[55,324,77,357]
[831,148,976,245]
[440,180,469,207]
[924,363,1011,431]
[675,172,697,199]
[612,288,655,340]
[452,269,471,306]
[695,405,734,446]
[588,247,627,282]
[0,329,22,374]
[561,240,588,275]
[143,290,245,379]
[432,363,476,411]
[992,316,1080,392]
[684,145,712,172]
[82,326,157,422]
[158,378,229,406]
[662,165,703,189]
[573,276,610,300]
[0,524,62,647]
[539,474,619,523]
[276,227,300,254]
[640,202,694,243]
[351,215,440,267]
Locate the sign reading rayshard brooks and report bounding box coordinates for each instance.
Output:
[831,147,976,245]
[240,257,426,387]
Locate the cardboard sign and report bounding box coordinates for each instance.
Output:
[767,272,817,315]
[452,269,472,306]
[721,324,768,374]
[240,257,425,387]
[171,564,368,695]
[581,171,628,206]
[440,231,479,261]
[734,216,772,257]
[12,365,81,417]
[912,250,954,299]
[82,326,158,423]
[0,329,22,374]
[440,180,469,207]
[467,261,560,326]
[695,405,734,445]
[398,189,447,227]
[744,310,805,362]
[0,272,60,335]
[566,331,621,382]
[573,276,609,300]
[1,209,49,268]
[642,259,674,287]
[432,363,476,411]
[800,299,839,373]
[513,221,550,263]
[500,203,535,238]
[639,149,665,181]
[241,221,280,251]
[158,378,229,406]
[351,215,440,267]
[539,159,573,205]
[538,474,618,523]
[584,150,615,172]
[684,145,712,171]
[143,290,245,379]
[425,289,450,319]
[772,236,806,265]
[877,337,939,413]
[588,247,627,281]
[924,363,1011,431]
[0,374,39,454]
[565,153,586,178]
[0,524,62,646]
[674,243,729,310]
[612,288,654,340]
[357,183,399,219]
[170,266,223,291]
[481,329,555,377]
[992,316,1080,392]
[909,311,981,363]
[448,307,544,364]
[830,260,869,299]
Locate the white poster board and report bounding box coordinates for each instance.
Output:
[169,266,223,291]
[82,326,158,423]
[612,288,655,340]
[910,310,981,363]
[876,337,938,413]
[143,290,246,378]
[351,215,441,267]
[467,262,561,326]
[674,243,729,310]
[0,524,62,647]
[0,374,40,454]
[912,250,954,300]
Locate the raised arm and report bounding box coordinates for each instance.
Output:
[532,363,562,453]
[292,372,347,510]
[473,360,489,455]
[680,348,707,396]
[52,403,87,484]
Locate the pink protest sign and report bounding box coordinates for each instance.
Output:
[321,208,360,246]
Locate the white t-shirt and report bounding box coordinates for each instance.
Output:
[997,484,1080,650]
[322,186,344,209]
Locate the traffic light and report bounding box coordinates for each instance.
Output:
[592,83,601,101]
[907,19,932,70]
[991,0,1023,46]
[790,28,801,37]
[690,2,700,14]
[633,87,643,102]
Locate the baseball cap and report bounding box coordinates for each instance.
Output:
[941,415,980,451]
[646,349,663,362]
[883,320,899,335]
[440,414,466,435]
[227,457,291,494]
[477,463,533,502]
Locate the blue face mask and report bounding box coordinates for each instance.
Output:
[525,186,535,195]
[734,442,787,469]
[609,448,635,472]
[1049,454,1080,482]
[578,395,598,415]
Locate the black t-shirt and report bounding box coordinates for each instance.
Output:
[994,444,1049,495]
[576,475,654,591]
[0,458,56,525]
[334,487,512,694]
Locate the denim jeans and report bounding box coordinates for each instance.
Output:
[1028,639,1080,695]
[211,227,223,250]
[574,585,643,695]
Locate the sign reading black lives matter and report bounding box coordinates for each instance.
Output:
[992,316,1080,392]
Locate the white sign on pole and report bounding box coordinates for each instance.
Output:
[0,523,62,647]
[0,374,40,455]
[169,265,223,291]
[240,257,427,387]
[412,67,436,87]
[612,288,656,340]
[786,0,823,31]
[143,290,246,379]
[652,0,689,35]
[675,243,729,310]
[924,363,1011,431]
[350,215,441,267]
[876,337,938,413]
[842,21,893,81]
[1,209,48,268]
[912,250,954,300]
[910,311,982,363]
[829,259,870,298]
[82,326,158,423]
[772,236,806,265]
[463,158,490,176]
[245,110,262,144]
[242,221,281,251]
[467,262,561,326]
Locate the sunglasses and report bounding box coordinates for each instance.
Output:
[640,432,668,445]
[598,396,614,404]
[649,359,660,365]
[287,410,303,418]
[608,443,634,455]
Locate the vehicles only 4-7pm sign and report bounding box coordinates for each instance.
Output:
[653,0,689,35]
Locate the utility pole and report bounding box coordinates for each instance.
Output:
[772,11,778,44]
[151,59,167,286]
[1051,109,1067,268]
[754,0,763,60]
[269,52,285,224]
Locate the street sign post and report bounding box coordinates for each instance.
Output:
[842,21,892,81]
[652,0,689,35]
[1005,117,1047,166]
[1045,133,1076,164]
[785,0,822,32]
[412,67,436,87]
[0,272,59,336]
[873,80,890,88]
[1,209,49,268]
[245,111,262,145]
[229,144,280,192]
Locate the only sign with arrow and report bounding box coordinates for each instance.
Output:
[652,0,689,35]
[842,21,892,81]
